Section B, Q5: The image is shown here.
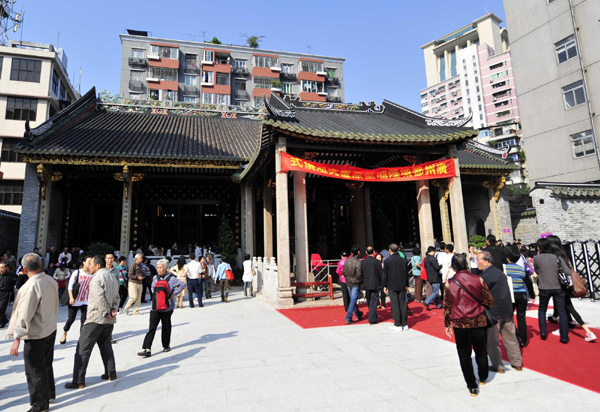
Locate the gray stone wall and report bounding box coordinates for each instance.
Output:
[498,194,514,244]
[512,214,538,245]
[531,188,600,240]
[17,163,40,258]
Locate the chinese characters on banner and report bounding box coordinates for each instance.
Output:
[280,152,456,182]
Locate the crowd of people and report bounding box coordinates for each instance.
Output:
[335,234,597,397]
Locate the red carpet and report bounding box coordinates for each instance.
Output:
[277,301,600,394]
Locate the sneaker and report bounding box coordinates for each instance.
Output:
[552,329,560,336]
[402,326,410,331]
[357,311,364,321]
[64,382,85,389]
[469,388,479,397]
[389,326,402,331]
[585,332,597,342]
[163,347,171,352]
[101,373,117,381]
[137,349,151,358]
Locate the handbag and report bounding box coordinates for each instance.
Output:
[452,278,497,328]
[71,269,81,301]
[570,269,588,298]
[225,269,234,281]
[502,264,515,304]
[556,258,570,288]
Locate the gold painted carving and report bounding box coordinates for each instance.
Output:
[22,154,241,169]
[37,164,48,199]
[51,172,63,182]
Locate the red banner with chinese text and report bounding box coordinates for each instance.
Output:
[280,152,455,182]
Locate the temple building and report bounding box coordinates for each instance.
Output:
[15,89,517,306]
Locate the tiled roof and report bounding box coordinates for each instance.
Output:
[549,186,600,199]
[458,149,519,170]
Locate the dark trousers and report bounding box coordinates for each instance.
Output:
[380,287,386,308]
[340,282,350,312]
[220,279,230,300]
[453,327,488,389]
[205,277,212,298]
[142,310,173,350]
[414,276,424,302]
[118,284,128,309]
[244,281,253,296]
[564,294,585,326]
[72,323,115,384]
[63,305,87,332]
[141,276,152,302]
[0,290,11,325]
[24,331,56,411]
[188,279,203,307]
[365,289,380,323]
[389,290,408,327]
[513,292,528,344]
[538,289,569,341]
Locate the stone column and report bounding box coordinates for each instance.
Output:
[416,180,434,250]
[351,184,366,252]
[294,171,309,283]
[438,184,452,244]
[263,179,274,258]
[275,137,293,307]
[119,178,133,258]
[448,146,468,254]
[35,164,53,256]
[241,182,255,256]
[18,163,41,258]
[364,186,374,247]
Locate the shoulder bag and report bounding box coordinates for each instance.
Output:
[556,258,571,289]
[570,268,588,298]
[71,269,81,301]
[452,278,497,328]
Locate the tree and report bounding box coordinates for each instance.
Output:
[468,235,486,249]
[86,241,116,257]
[240,33,265,48]
[217,215,237,268]
[209,36,222,44]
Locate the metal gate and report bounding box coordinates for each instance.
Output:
[566,241,600,301]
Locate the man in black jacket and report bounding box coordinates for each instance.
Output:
[478,251,523,373]
[483,235,507,270]
[362,246,382,324]
[0,261,17,328]
[383,244,410,330]
[423,246,443,310]
[342,245,363,324]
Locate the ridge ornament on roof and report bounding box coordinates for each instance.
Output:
[424,114,472,127]
[263,94,296,119]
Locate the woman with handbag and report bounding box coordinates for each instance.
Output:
[443,254,494,397]
[60,258,94,344]
[169,256,188,309]
[53,261,71,301]
[215,257,232,302]
[242,254,253,297]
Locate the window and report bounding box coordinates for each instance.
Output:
[59,82,66,101]
[202,93,214,104]
[300,60,324,73]
[150,67,178,81]
[1,138,22,162]
[327,68,336,78]
[10,58,42,82]
[571,130,595,158]
[130,70,145,81]
[185,54,198,68]
[131,48,145,58]
[439,55,446,81]
[215,94,230,105]
[201,71,214,84]
[450,51,457,77]
[149,90,159,100]
[52,70,59,95]
[0,56,2,78]
[202,50,214,63]
[183,96,197,103]
[163,90,176,101]
[0,181,23,205]
[283,82,294,94]
[492,81,506,89]
[6,97,38,121]
[254,55,279,68]
[150,45,178,59]
[562,80,586,109]
[216,72,230,86]
[301,80,323,93]
[253,96,265,107]
[184,74,197,86]
[234,59,247,69]
[281,63,293,74]
[555,35,577,64]
[490,62,504,70]
[490,71,508,80]
[254,76,272,89]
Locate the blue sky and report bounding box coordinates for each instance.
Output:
[13,0,506,111]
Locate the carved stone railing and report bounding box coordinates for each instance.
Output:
[253,256,278,304]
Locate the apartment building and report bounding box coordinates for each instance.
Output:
[0,40,78,214]
[119,30,345,107]
[419,13,525,185]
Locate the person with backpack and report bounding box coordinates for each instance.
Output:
[138,259,186,357]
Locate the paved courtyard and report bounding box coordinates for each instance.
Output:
[1,288,599,411]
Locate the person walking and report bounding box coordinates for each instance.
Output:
[0,261,17,328]
[443,254,493,397]
[53,261,71,301]
[383,243,410,331]
[215,257,232,302]
[169,256,188,308]
[336,252,349,311]
[117,256,128,310]
[186,254,203,308]
[478,251,523,373]
[423,246,443,310]
[123,253,145,315]
[6,253,58,412]
[204,255,214,299]
[342,245,363,324]
[483,235,507,271]
[242,254,253,297]
[505,245,534,347]
[140,257,155,303]
[60,258,93,344]
[362,246,382,324]
[65,255,119,389]
[138,259,186,357]
[410,247,423,303]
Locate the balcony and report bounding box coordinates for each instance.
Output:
[147,52,160,60]
[128,57,147,67]
[183,85,199,96]
[185,63,199,73]
[129,80,145,93]
[232,67,250,76]
[280,72,297,81]
[235,90,249,100]
[326,96,342,103]
[325,77,340,87]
